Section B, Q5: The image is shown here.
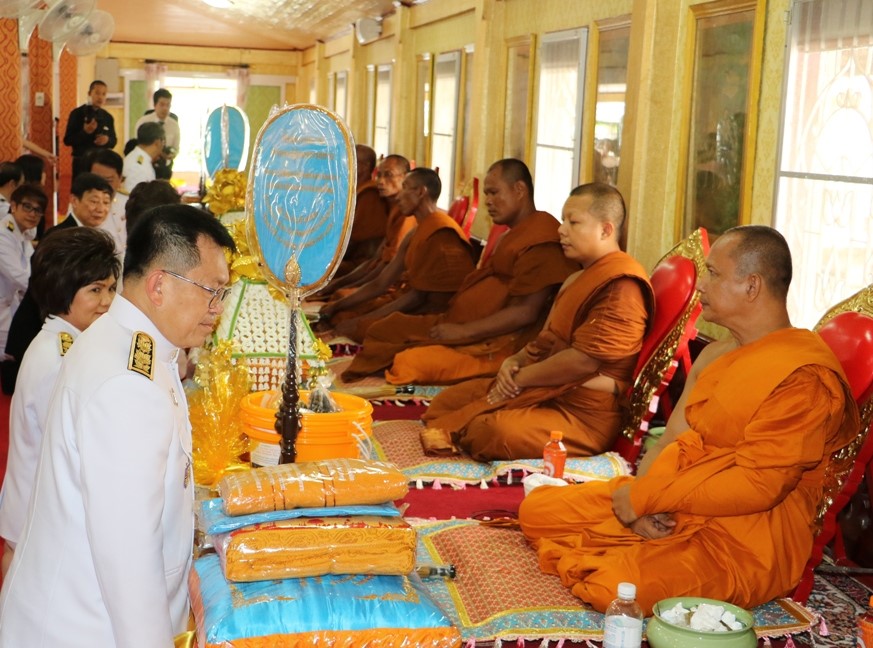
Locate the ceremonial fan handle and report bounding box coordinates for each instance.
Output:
[276,260,302,463]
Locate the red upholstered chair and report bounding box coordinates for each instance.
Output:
[461,177,479,238]
[791,284,873,603]
[447,194,470,228]
[613,228,710,465]
[477,224,510,268]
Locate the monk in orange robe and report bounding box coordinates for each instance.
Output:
[341,159,578,384]
[422,183,653,460]
[322,168,474,343]
[318,155,413,300]
[338,145,389,273]
[518,225,859,615]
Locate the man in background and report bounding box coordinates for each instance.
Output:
[135,88,180,180]
[89,150,128,254]
[64,80,117,179]
[0,162,23,220]
[122,122,166,193]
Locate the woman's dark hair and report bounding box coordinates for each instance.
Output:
[30,227,120,320]
[14,155,45,184]
[124,180,181,235]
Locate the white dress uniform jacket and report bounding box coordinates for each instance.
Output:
[98,192,129,255]
[121,145,157,193]
[0,317,80,547]
[0,296,194,647]
[0,215,35,355]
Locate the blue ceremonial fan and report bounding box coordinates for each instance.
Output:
[246,104,356,297]
[245,103,357,464]
[203,105,250,178]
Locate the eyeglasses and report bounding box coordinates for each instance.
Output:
[162,269,231,309]
[15,202,43,215]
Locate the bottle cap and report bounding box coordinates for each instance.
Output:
[549,430,563,442]
[617,582,636,599]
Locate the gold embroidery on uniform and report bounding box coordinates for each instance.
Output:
[5,221,13,232]
[127,331,155,380]
[58,332,74,356]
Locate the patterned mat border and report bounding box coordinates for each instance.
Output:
[413,519,817,644]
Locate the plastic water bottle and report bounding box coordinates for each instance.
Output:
[543,430,567,478]
[603,582,643,648]
[858,595,873,647]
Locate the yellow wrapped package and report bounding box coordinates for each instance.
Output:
[218,459,409,516]
[214,515,416,582]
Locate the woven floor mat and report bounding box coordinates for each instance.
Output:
[372,419,630,487]
[413,519,816,645]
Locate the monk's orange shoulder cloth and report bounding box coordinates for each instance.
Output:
[423,250,653,433]
[404,209,474,293]
[349,180,388,242]
[380,205,416,263]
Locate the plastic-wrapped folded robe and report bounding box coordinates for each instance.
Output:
[213,514,417,582]
[189,554,461,647]
[218,459,409,516]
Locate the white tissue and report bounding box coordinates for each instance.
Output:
[522,473,569,497]
[689,603,726,631]
[659,602,746,632]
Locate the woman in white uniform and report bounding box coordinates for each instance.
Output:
[0,227,119,576]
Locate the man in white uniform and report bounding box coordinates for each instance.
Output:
[89,149,128,254]
[0,185,45,358]
[0,205,235,647]
[122,121,165,193]
[0,163,23,220]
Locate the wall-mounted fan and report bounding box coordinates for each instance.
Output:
[39,0,96,43]
[0,0,41,19]
[65,9,113,56]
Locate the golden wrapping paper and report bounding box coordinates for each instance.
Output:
[187,340,251,487]
[205,168,247,216]
[218,460,410,516]
[215,515,416,582]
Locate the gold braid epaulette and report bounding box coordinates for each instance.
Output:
[127,331,155,380]
[58,332,74,356]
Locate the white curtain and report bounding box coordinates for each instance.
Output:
[230,66,250,108]
[773,0,873,327]
[144,61,167,106]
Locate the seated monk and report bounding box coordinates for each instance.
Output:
[336,145,389,274]
[321,168,475,343]
[518,225,859,616]
[341,158,578,384]
[318,155,413,300]
[421,183,653,460]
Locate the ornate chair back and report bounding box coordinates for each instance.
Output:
[791,284,873,603]
[613,228,709,465]
[461,177,480,237]
[447,194,470,228]
[477,224,510,268]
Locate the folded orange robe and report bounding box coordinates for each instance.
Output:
[519,328,859,615]
[218,460,410,516]
[342,211,579,383]
[422,251,653,460]
[215,515,416,581]
[338,209,475,344]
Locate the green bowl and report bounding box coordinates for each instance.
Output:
[646,597,757,648]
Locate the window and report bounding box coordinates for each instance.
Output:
[682,3,758,237]
[532,28,587,219]
[504,39,533,161]
[458,46,475,188]
[593,23,630,186]
[430,52,461,209]
[161,75,238,181]
[774,0,873,327]
[329,71,348,120]
[414,55,432,168]
[366,65,393,157]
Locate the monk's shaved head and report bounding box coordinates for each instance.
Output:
[383,154,410,174]
[722,225,792,300]
[490,158,534,197]
[569,182,626,233]
[356,144,377,176]
[407,167,442,201]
